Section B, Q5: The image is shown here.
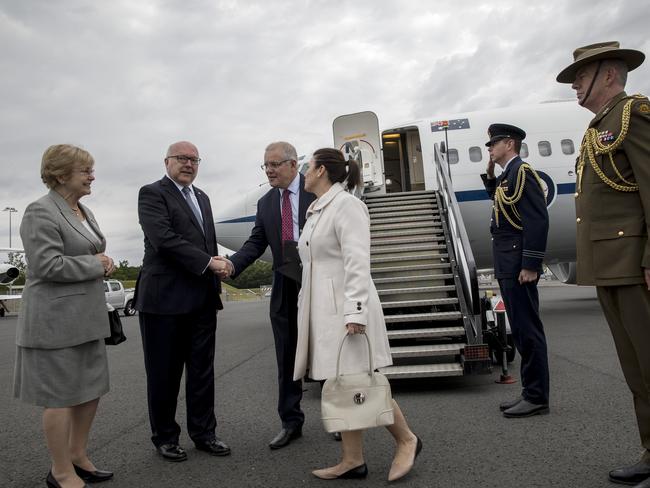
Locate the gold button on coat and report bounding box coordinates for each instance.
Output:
[618,231,625,236]
[576,217,581,223]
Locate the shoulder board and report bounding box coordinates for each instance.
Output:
[632,94,650,115]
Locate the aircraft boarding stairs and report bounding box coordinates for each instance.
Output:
[366,188,491,379]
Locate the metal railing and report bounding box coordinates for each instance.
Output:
[433,143,481,339]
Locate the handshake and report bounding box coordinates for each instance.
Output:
[208,256,234,279]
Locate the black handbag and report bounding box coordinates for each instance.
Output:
[105,309,127,345]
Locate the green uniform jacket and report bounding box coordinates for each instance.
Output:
[575,91,650,286]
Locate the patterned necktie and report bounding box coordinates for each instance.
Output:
[281,189,294,242]
[182,186,204,233]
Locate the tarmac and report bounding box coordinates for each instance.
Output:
[0,283,643,487]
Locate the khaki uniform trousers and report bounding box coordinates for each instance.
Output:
[597,284,650,451]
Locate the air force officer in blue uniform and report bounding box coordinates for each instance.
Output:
[481,124,551,418]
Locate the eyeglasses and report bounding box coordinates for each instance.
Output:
[76,169,95,176]
[169,155,202,165]
[260,159,292,171]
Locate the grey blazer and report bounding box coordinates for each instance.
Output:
[16,190,108,349]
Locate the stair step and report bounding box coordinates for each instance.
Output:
[387,326,466,339]
[381,297,459,308]
[371,243,447,255]
[371,228,445,239]
[369,203,438,214]
[365,190,436,200]
[380,363,464,379]
[372,263,451,276]
[373,273,454,284]
[371,222,443,232]
[367,198,436,209]
[372,235,446,246]
[390,343,466,358]
[377,285,456,296]
[370,215,441,225]
[369,209,439,218]
[371,253,449,264]
[385,311,463,323]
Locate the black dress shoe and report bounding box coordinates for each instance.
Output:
[269,427,302,449]
[156,443,188,462]
[609,459,650,485]
[45,471,89,488]
[313,463,368,480]
[73,464,114,483]
[196,438,231,456]
[332,431,342,442]
[499,396,523,411]
[503,399,549,418]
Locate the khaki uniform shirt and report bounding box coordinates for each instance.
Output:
[575,91,650,286]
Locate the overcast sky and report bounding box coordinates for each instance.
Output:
[1,0,648,264]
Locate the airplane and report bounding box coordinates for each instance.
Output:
[0,248,23,317]
[214,100,591,283]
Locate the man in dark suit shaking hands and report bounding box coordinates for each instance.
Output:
[135,141,231,462]
[218,142,315,449]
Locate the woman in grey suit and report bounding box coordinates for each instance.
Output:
[14,145,116,488]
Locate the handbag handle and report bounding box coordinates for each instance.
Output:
[335,332,374,378]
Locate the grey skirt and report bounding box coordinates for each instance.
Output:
[13,339,109,408]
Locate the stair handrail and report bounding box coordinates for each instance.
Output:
[433,144,481,323]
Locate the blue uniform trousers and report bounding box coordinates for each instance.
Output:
[498,277,550,404]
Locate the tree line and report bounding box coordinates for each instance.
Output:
[2,254,273,290]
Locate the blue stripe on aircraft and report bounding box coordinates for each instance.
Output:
[217,215,256,224]
[556,182,576,194]
[218,183,579,221]
[454,181,576,202]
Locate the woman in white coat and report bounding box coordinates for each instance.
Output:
[294,148,422,481]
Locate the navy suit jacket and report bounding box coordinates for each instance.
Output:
[229,174,316,312]
[481,157,549,279]
[134,176,223,315]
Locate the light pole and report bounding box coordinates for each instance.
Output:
[3,207,17,248]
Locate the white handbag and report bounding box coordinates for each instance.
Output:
[321,332,395,433]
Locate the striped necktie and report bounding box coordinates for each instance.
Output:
[182,186,204,233]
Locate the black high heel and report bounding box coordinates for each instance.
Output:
[73,464,114,483]
[46,470,90,488]
[45,472,61,488]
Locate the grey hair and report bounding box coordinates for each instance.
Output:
[603,59,628,86]
[265,141,298,162]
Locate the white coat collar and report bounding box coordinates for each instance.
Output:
[307,182,345,216]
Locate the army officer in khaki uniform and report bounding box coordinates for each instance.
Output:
[557,42,650,487]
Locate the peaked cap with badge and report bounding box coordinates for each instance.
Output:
[556,41,645,83]
[485,123,526,147]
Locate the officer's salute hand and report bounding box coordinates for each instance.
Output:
[486,158,496,179]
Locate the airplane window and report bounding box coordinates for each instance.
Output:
[520,142,529,158]
[447,148,459,164]
[538,141,552,157]
[561,139,575,155]
[469,146,482,163]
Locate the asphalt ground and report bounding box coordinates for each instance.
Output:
[0,284,643,488]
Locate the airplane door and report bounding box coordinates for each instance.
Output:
[333,111,384,191]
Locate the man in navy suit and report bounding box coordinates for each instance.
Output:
[219,141,315,449]
[480,124,551,418]
[135,141,231,462]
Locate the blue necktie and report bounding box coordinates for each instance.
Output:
[182,186,204,233]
